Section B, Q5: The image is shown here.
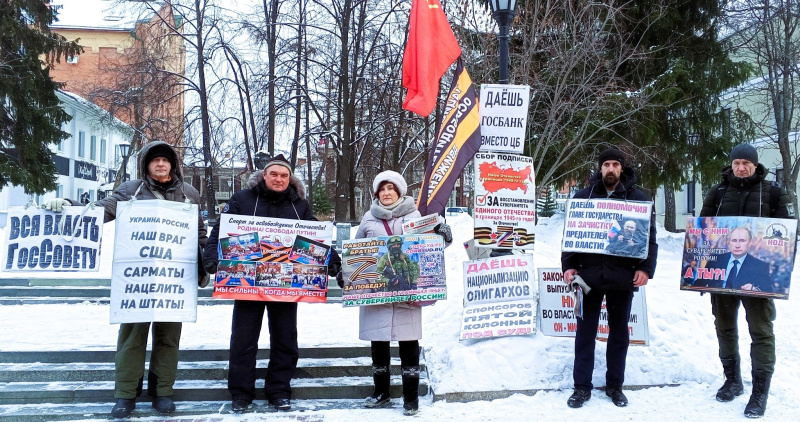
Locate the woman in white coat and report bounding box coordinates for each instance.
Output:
[353,170,452,416]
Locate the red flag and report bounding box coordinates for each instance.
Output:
[402,0,462,117]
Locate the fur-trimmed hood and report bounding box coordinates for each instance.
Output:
[246,169,306,199]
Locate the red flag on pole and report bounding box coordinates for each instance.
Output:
[402,0,462,117]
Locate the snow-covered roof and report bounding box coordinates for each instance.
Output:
[56,90,132,133]
[49,0,161,31]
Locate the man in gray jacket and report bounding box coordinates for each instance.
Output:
[44,141,207,418]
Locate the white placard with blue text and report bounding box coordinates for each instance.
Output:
[110,199,199,323]
[478,84,530,153]
[562,199,652,259]
[2,206,105,272]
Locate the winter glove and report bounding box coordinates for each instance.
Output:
[336,271,344,288]
[41,198,71,212]
[328,260,342,277]
[434,223,453,243]
[203,259,218,275]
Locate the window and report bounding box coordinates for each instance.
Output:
[100,139,107,163]
[90,136,97,161]
[78,132,85,158]
[220,177,231,191]
[56,184,63,198]
[90,190,96,201]
[686,180,696,215]
[77,188,84,199]
[57,137,64,152]
[774,168,785,188]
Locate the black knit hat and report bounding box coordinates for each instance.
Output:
[145,144,177,169]
[598,148,625,168]
[263,153,293,175]
[730,143,758,166]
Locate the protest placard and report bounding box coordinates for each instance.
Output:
[341,234,446,307]
[212,214,334,302]
[680,216,796,299]
[3,206,105,272]
[110,200,199,323]
[478,84,530,153]
[537,267,650,345]
[459,254,536,340]
[473,152,536,249]
[562,199,652,259]
[402,214,439,235]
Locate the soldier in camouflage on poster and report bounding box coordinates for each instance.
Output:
[377,236,419,292]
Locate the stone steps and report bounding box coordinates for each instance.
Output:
[0,347,428,420]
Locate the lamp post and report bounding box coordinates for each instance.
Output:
[489,0,518,84]
[116,141,131,187]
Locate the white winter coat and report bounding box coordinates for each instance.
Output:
[356,197,423,341]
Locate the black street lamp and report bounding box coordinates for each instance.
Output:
[118,141,131,182]
[489,0,518,84]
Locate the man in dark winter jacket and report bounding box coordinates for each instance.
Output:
[44,141,207,418]
[202,154,341,413]
[561,148,658,409]
[699,143,793,419]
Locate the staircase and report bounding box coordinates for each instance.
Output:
[0,280,427,421]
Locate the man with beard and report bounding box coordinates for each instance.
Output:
[561,148,658,409]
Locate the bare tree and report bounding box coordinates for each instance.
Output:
[725,0,800,213]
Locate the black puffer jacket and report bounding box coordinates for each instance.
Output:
[561,167,658,291]
[203,170,341,273]
[699,164,791,218]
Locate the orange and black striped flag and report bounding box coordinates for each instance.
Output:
[416,57,481,215]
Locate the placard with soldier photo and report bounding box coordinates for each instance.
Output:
[341,234,446,307]
[680,216,796,299]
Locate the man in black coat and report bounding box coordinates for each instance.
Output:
[561,148,658,409]
[203,154,341,413]
[698,144,793,418]
[697,227,773,292]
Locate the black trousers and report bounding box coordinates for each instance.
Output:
[573,288,633,391]
[228,300,298,402]
[371,340,420,367]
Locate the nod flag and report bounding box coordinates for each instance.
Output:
[416,57,481,215]
[402,0,462,117]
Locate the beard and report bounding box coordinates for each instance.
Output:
[603,172,619,188]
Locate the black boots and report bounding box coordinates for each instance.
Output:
[110,398,135,418]
[364,365,391,408]
[401,366,420,416]
[716,358,744,402]
[605,387,628,407]
[744,370,771,418]
[567,389,591,408]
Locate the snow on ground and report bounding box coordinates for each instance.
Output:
[2,213,800,420]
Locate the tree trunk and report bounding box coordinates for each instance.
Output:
[664,186,676,232]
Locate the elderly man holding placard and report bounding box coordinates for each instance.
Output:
[43,141,207,418]
[698,143,794,418]
[561,148,658,409]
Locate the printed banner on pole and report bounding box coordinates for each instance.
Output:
[562,199,652,259]
[479,84,530,153]
[680,216,796,299]
[213,214,334,303]
[537,268,650,345]
[341,234,446,307]
[473,152,536,249]
[3,206,104,272]
[110,200,199,323]
[416,57,482,216]
[460,255,536,340]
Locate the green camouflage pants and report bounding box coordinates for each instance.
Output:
[114,322,182,399]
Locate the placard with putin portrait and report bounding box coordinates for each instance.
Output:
[680,216,797,299]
